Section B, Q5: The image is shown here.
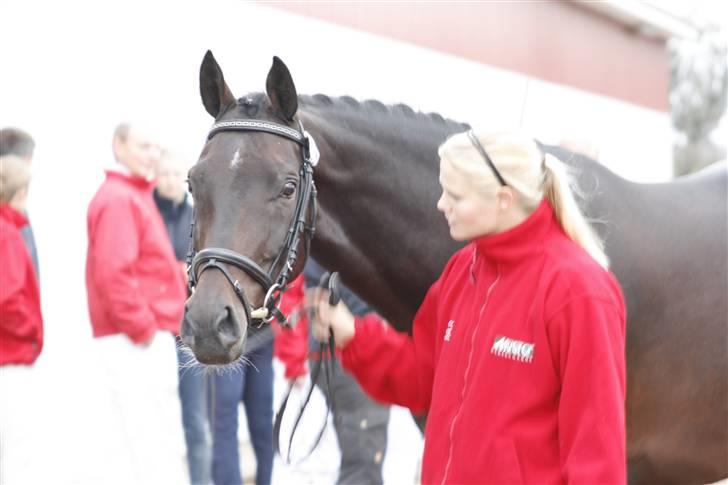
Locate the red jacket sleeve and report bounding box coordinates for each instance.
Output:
[0,230,42,342]
[340,278,441,414]
[546,295,627,484]
[274,275,308,379]
[89,199,156,343]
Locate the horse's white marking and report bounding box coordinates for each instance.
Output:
[230,149,243,169]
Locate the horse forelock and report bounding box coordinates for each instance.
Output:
[234,93,268,118]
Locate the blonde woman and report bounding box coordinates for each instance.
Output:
[0,154,42,365]
[311,130,626,484]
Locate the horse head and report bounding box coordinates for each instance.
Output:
[182,51,312,365]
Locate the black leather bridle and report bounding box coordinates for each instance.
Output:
[187,118,318,328]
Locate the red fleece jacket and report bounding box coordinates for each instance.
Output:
[0,205,43,365]
[85,170,186,343]
[273,274,309,379]
[341,200,627,484]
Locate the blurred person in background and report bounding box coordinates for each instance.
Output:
[275,258,391,485]
[0,127,39,279]
[154,149,212,485]
[209,325,275,484]
[0,154,44,484]
[85,122,187,484]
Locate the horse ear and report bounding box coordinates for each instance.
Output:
[199,50,235,118]
[266,56,298,121]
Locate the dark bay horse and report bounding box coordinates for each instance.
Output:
[182,51,727,484]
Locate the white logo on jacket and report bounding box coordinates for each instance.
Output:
[443,320,455,341]
[491,335,535,363]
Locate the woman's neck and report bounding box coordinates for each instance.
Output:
[495,203,533,234]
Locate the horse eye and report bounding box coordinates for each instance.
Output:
[281,181,296,198]
[185,179,193,195]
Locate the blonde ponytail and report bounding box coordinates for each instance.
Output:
[542,153,609,269]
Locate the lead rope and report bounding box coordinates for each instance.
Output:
[273,271,340,464]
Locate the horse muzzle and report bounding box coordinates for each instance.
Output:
[182,292,246,365]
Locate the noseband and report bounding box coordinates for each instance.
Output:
[186,117,319,328]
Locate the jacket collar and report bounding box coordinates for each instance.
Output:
[0,204,29,228]
[105,169,155,191]
[473,199,556,266]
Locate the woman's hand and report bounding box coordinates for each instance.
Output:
[307,288,356,348]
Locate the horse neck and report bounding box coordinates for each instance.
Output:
[542,144,635,231]
[300,101,466,328]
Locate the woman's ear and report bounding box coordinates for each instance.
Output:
[496,187,514,211]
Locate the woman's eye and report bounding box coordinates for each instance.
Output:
[281,181,296,198]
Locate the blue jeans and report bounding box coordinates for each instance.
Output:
[210,336,274,485]
[177,340,212,485]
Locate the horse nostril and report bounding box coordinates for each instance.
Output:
[180,333,195,349]
[181,312,198,340]
[215,306,240,346]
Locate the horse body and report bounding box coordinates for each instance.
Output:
[187,53,727,483]
[583,162,728,484]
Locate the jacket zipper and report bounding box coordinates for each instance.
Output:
[441,271,500,485]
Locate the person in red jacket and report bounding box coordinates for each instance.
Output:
[0,154,44,484]
[85,122,187,484]
[0,155,42,365]
[311,130,627,484]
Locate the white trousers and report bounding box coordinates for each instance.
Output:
[94,332,188,485]
[0,364,43,485]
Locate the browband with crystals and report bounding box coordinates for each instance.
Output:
[207,119,320,167]
[208,120,304,144]
[467,130,507,187]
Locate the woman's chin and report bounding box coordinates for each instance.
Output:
[449,227,466,242]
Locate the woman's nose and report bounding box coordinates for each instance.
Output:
[436,193,447,213]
